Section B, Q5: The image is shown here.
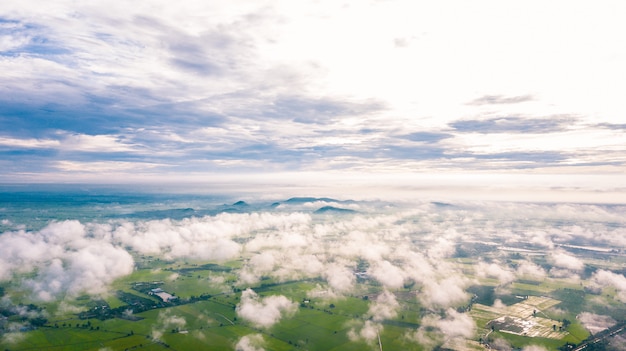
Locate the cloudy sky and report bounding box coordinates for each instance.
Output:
[1,1,625,194]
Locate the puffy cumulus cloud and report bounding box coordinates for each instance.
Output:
[238,249,326,285]
[525,230,554,248]
[367,260,406,289]
[408,309,475,349]
[4,209,422,302]
[235,334,266,351]
[367,289,399,321]
[405,326,442,350]
[55,301,85,315]
[347,320,382,342]
[26,243,134,301]
[323,262,356,293]
[335,230,391,262]
[0,241,34,279]
[236,289,298,328]
[0,221,134,301]
[306,283,342,300]
[577,312,616,334]
[244,228,313,254]
[593,226,626,249]
[427,235,458,259]
[435,309,476,339]
[250,251,276,271]
[0,211,308,301]
[0,226,67,280]
[67,244,133,293]
[475,261,515,285]
[151,310,187,341]
[516,260,547,280]
[4,197,626,338]
[420,276,470,308]
[400,250,438,283]
[113,212,312,261]
[548,268,581,282]
[549,249,584,271]
[113,217,237,261]
[590,270,626,302]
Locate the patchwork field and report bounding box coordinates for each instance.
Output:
[472,296,566,339]
[2,256,614,351]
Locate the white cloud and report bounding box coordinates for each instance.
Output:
[476,261,515,285]
[577,312,616,334]
[1,196,625,351]
[0,221,134,300]
[323,263,356,293]
[236,289,297,328]
[549,250,584,271]
[427,236,458,259]
[56,301,85,315]
[151,310,187,341]
[516,261,547,280]
[235,334,265,351]
[112,214,254,260]
[436,309,476,339]
[408,308,475,349]
[347,320,382,343]
[421,276,470,308]
[367,290,399,321]
[26,242,135,301]
[1,0,626,181]
[591,270,626,302]
[367,260,405,289]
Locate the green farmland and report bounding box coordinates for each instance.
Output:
[3,255,625,351]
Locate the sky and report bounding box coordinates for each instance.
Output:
[1,1,625,199]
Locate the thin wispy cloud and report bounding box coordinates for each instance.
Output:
[449,116,578,134]
[467,94,534,106]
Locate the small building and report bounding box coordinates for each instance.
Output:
[149,288,178,302]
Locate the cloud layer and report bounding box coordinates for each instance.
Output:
[1,200,625,309]
[1,196,626,351]
[0,220,134,300]
[1,1,626,182]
